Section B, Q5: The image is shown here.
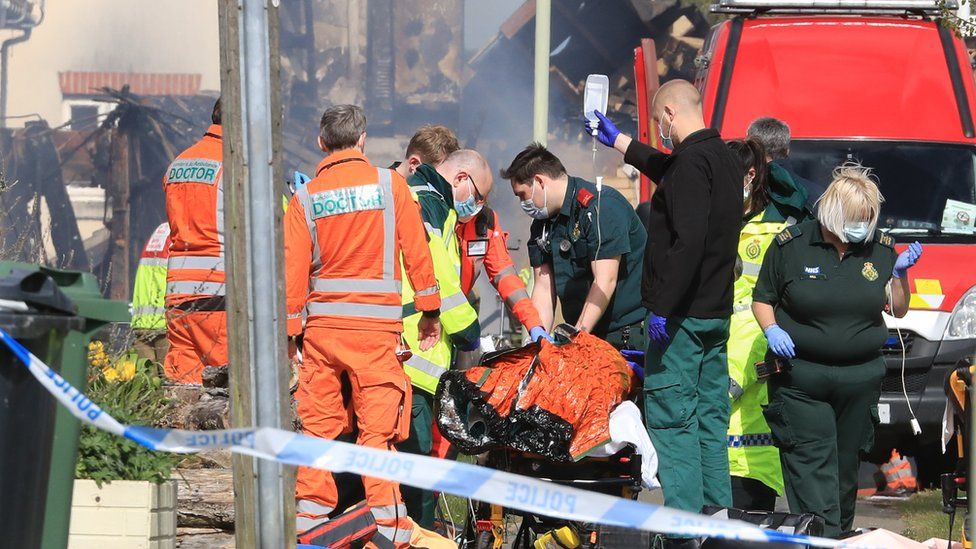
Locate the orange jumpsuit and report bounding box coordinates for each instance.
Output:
[163,124,227,384]
[457,206,543,330]
[285,149,441,545]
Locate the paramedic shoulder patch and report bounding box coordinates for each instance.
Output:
[309,184,385,219]
[775,225,801,246]
[167,158,221,185]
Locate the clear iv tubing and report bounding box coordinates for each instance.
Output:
[590,128,602,259]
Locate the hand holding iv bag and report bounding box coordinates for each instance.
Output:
[584,74,609,135]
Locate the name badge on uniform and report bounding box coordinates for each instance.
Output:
[467,239,488,257]
[803,265,826,280]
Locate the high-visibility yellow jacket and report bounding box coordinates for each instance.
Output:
[727,211,789,496]
[401,165,480,395]
[132,222,171,330]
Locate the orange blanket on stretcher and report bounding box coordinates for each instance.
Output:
[455,330,634,461]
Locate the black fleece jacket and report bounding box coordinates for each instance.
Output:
[624,129,743,318]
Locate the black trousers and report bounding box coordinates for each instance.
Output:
[731,476,777,512]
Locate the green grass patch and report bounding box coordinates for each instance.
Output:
[897,490,963,543]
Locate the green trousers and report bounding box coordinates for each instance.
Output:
[764,357,883,537]
[644,316,732,513]
[397,391,436,528]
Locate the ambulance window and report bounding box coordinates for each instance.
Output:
[783,141,976,238]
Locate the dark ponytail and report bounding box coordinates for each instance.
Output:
[727,138,770,218]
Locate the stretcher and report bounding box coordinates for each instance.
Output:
[434,325,650,548]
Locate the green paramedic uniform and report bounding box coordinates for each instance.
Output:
[527,176,647,348]
[752,219,897,536]
[398,164,481,527]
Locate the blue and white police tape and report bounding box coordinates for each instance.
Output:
[0,328,873,548]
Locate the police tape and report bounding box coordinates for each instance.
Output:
[0,329,873,548]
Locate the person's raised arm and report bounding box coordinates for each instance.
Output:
[590,111,668,181]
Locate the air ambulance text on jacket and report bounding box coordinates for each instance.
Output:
[166,159,221,184]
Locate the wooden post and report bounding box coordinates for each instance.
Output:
[107,124,130,300]
[217,2,258,547]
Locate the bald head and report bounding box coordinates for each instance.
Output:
[438,149,494,208]
[651,79,706,148]
[652,80,702,115]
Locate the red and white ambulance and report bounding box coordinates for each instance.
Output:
[637,0,976,474]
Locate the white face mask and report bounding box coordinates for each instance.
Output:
[743,186,751,201]
[659,114,674,150]
[520,181,550,220]
[843,221,871,243]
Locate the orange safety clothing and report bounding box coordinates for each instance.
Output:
[164,124,226,307]
[286,149,440,548]
[163,309,228,384]
[879,449,917,492]
[457,207,543,330]
[284,150,440,335]
[163,124,227,384]
[294,327,414,547]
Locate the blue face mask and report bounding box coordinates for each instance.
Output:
[659,114,674,150]
[843,221,871,243]
[454,177,483,221]
[520,181,550,220]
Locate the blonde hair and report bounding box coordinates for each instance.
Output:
[815,162,885,243]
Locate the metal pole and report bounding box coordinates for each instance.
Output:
[532,0,551,145]
[240,0,289,546]
[0,29,31,128]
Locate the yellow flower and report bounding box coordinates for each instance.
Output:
[117,359,136,382]
[87,341,109,369]
[102,366,119,382]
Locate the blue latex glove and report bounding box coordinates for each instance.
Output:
[646,312,669,349]
[620,349,645,378]
[587,110,620,148]
[764,324,796,358]
[293,171,311,190]
[529,326,554,343]
[459,338,481,352]
[892,241,922,279]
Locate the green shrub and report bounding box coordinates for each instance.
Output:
[75,347,178,485]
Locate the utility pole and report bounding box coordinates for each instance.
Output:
[218,1,294,548]
[533,0,551,145]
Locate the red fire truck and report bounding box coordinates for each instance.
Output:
[635,0,976,477]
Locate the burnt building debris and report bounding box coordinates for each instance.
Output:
[92,89,213,299]
[0,89,213,298]
[461,0,710,161]
[0,119,88,269]
[0,0,709,301]
[277,0,463,145]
